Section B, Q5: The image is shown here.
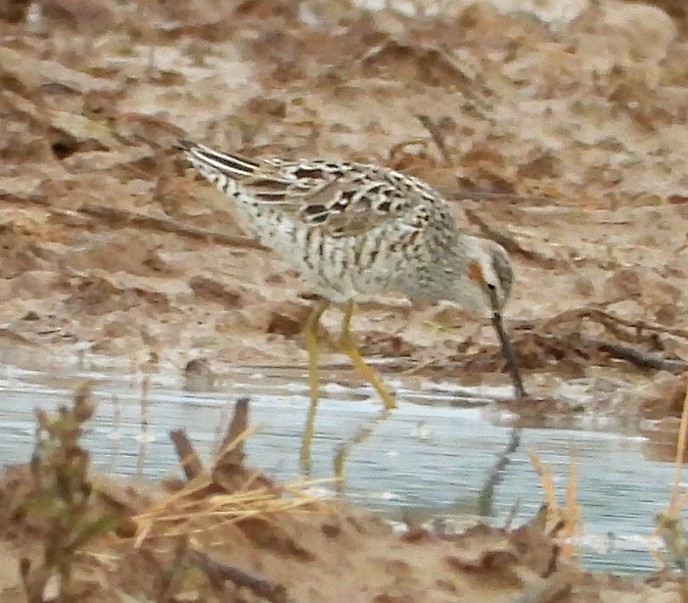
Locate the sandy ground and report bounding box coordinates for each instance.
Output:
[2,0,688,599]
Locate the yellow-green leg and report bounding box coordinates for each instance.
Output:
[337,300,396,411]
[333,301,396,479]
[299,298,330,474]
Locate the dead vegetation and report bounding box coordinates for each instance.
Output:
[15,382,118,602]
[0,385,333,602]
[0,0,687,402]
[0,385,685,602]
[2,0,688,598]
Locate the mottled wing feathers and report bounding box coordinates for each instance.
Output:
[178,140,442,238]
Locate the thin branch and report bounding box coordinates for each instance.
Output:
[184,549,292,603]
[170,430,204,481]
[592,339,687,372]
[544,307,688,342]
[0,191,266,251]
[444,189,556,204]
[216,397,249,466]
[416,114,452,165]
[211,398,252,491]
[464,208,564,268]
[78,203,265,250]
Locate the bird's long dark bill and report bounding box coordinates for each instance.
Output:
[491,311,526,399]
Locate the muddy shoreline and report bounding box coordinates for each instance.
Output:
[2,0,688,599]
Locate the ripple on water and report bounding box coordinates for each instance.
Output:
[0,360,678,575]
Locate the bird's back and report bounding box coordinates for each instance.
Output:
[179,141,460,301]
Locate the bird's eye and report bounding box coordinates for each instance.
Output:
[487,283,497,291]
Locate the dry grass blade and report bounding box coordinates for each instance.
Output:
[129,399,338,546]
[132,477,333,546]
[561,451,579,560]
[672,379,688,509]
[529,452,557,518]
[653,374,688,574]
[528,451,579,559]
[134,426,334,544]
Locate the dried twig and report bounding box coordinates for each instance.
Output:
[529,333,687,374]
[543,307,688,342]
[445,189,555,204]
[358,40,474,92]
[170,430,204,481]
[465,208,563,267]
[212,398,252,491]
[540,307,688,372]
[215,397,249,468]
[592,339,687,372]
[184,548,291,603]
[78,203,265,250]
[416,114,452,164]
[0,191,265,251]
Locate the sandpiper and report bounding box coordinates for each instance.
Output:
[177,140,526,469]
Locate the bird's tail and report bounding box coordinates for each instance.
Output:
[176,139,261,180]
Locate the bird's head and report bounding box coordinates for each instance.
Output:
[465,238,513,314]
[457,237,525,398]
[450,237,513,316]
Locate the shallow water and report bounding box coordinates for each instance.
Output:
[0,358,678,575]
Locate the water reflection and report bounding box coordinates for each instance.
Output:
[0,359,680,575]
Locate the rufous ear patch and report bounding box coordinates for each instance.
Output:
[467,261,484,285]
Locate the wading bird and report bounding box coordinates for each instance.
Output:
[178,140,525,471]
